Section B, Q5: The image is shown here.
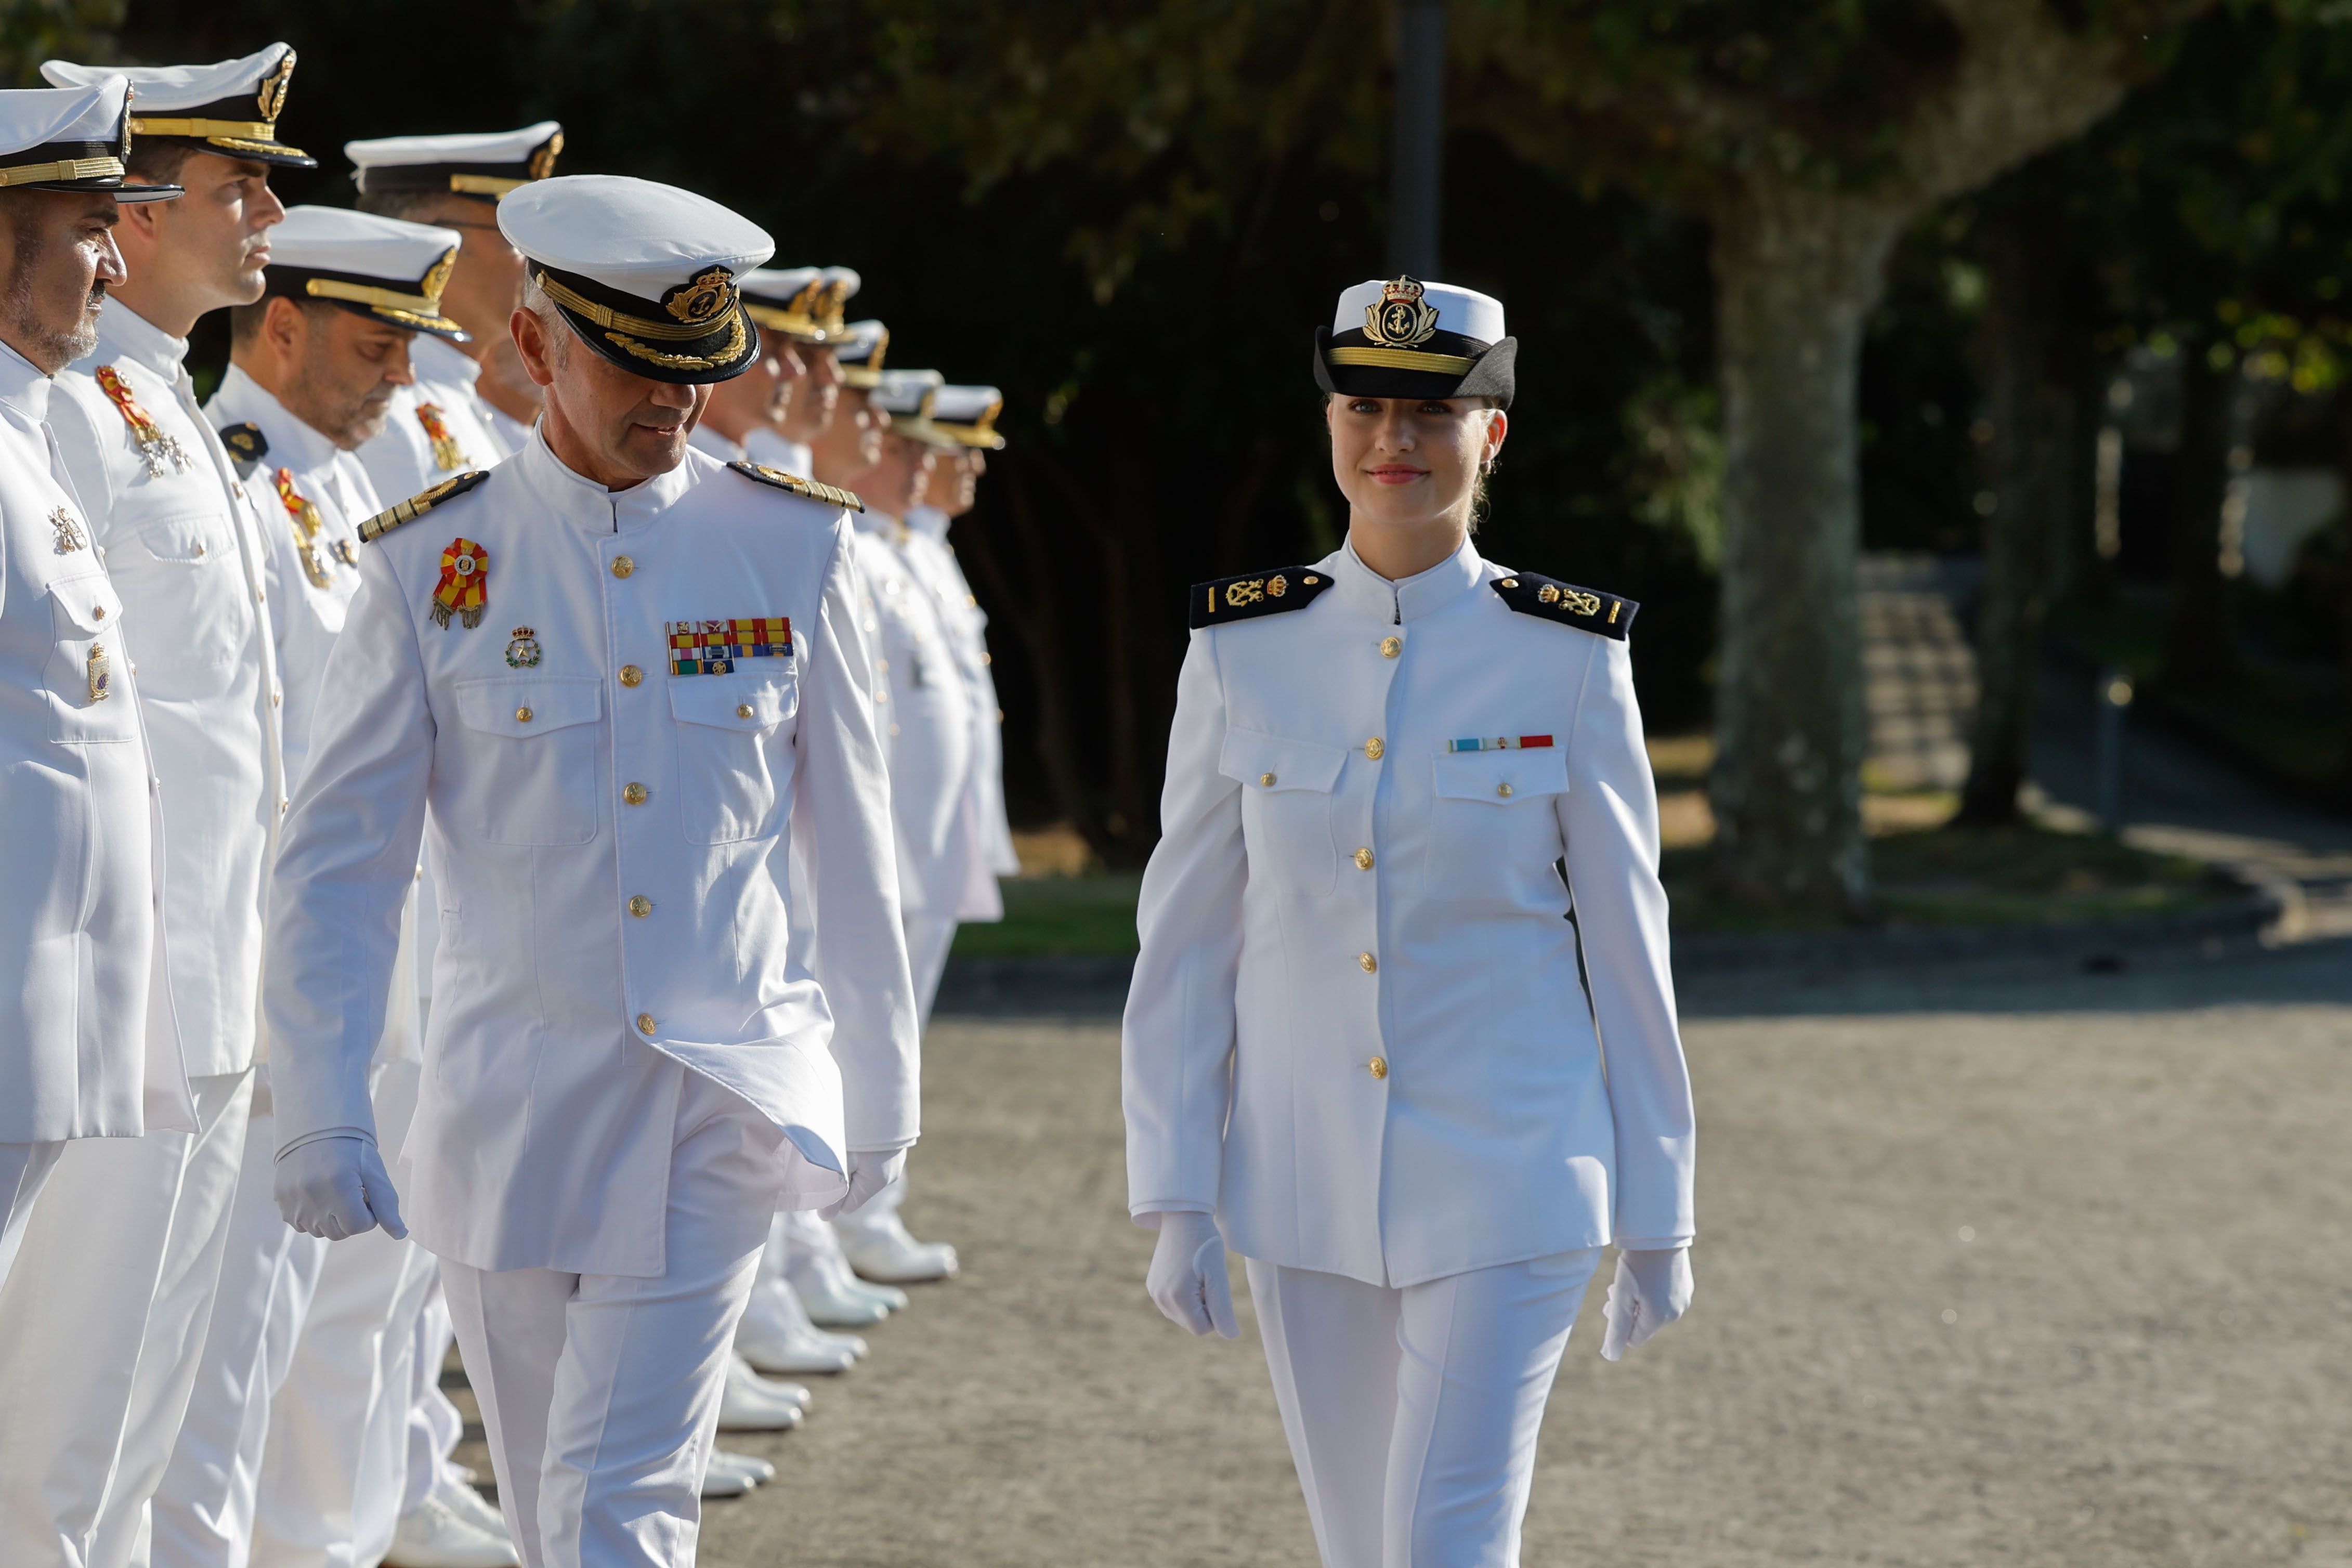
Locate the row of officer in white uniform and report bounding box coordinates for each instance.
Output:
[0,54,972,1568]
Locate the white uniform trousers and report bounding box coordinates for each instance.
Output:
[404,1282,468,1513]
[249,1060,437,1568]
[0,1140,64,1290]
[0,1069,256,1568]
[440,1067,782,1568]
[1245,1249,1603,1568]
[149,1070,326,1568]
[833,908,955,1235]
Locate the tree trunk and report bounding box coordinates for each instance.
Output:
[1959,205,2073,825]
[1707,180,1905,914]
[2163,352,2239,687]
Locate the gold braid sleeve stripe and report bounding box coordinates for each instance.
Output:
[1325,345,1478,374]
[0,156,123,187]
[129,117,282,140]
[537,271,734,342]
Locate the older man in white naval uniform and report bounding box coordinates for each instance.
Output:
[265,175,918,1568]
[0,75,186,1297]
[0,55,294,1568]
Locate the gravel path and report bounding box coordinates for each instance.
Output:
[675,939,2352,1567]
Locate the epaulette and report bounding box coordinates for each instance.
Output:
[217,422,266,476]
[727,461,866,514]
[1490,571,1638,641]
[1188,566,1332,630]
[357,469,490,544]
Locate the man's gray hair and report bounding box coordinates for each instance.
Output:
[520,273,568,359]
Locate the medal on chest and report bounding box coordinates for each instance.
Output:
[86,640,111,702]
[433,538,489,629]
[94,365,193,479]
[49,506,85,553]
[271,467,334,589]
[666,617,791,675]
[505,625,541,668]
[414,402,470,472]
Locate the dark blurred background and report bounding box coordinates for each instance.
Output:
[15,0,2352,878]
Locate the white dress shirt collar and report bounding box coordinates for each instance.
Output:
[517,420,701,534]
[0,337,52,425]
[1325,531,1485,624]
[90,303,189,383]
[411,332,482,390]
[214,362,343,474]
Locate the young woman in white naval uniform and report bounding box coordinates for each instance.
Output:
[1123,277,1697,1568]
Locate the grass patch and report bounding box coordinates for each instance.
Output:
[950,872,1145,957]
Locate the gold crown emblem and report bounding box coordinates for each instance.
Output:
[528,131,563,182]
[1364,275,1439,349]
[256,48,295,123]
[662,266,736,326]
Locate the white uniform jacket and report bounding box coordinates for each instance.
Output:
[264,432,919,1276]
[903,505,1018,908]
[358,334,515,511]
[206,365,384,787]
[0,342,189,1140]
[685,422,742,464]
[740,427,811,478]
[50,307,284,1080]
[1122,539,1695,1288]
[850,513,975,920]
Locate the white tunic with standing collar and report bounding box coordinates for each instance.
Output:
[358,333,516,510]
[264,432,918,1276]
[1123,538,1694,1288]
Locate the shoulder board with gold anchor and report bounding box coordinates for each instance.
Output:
[1188,566,1333,630]
[1490,570,1638,641]
[216,422,267,478]
[726,461,866,514]
[357,469,492,545]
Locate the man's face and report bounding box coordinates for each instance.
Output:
[517,303,706,486]
[931,446,982,517]
[415,198,527,349]
[279,304,418,449]
[869,428,936,518]
[809,386,881,485]
[780,344,841,441]
[0,190,124,373]
[699,336,795,439]
[152,151,281,307]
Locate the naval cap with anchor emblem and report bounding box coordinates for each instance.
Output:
[345,121,564,202]
[42,44,314,169]
[500,174,772,385]
[1314,276,1515,407]
[0,76,181,201]
[927,384,1008,450]
[870,367,944,425]
[262,205,469,339]
[740,265,859,344]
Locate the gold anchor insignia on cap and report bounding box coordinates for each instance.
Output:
[1363,276,1439,349]
[255,49,295,121]
[527,130,563,181]
[662,267,737,326]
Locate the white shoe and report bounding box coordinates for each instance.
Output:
[790,1272,892,1327]
[709,1447,776,1487]
[383,1494,519,1568]
[700,1459,756,1499]
[737,1279,864,1372]
[837,1212,960,1283]
[845,1275,910,1312]
[434,1483,511,1543]
[719,1354,806,1431]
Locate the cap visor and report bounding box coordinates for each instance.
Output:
[198,137,318,169]
[318,297,471,342]
[16,177,185,204]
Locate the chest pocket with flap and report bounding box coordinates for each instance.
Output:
[1427,746,1569,890]
[45,574,138,746]
[453,676,604,845]
[669,667,799,845]
[1218,728,1346,894]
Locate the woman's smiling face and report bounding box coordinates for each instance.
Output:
[1325,394,1506,538]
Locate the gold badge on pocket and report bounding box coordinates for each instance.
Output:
[87,641,111,703]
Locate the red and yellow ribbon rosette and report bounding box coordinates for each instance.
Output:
[433,537,489,629]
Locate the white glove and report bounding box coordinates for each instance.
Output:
[1600,1246,1692,1361]
[275,1134,408,1242]
[821,1148,908,1220]
[1145,1210,1238,1338]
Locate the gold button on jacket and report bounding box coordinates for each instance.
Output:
[515,705,533,723]
[1379,635,1402,658]
[1353,846,1374,870]
[1357,952,1377,973]
[1368,1057,1388,1079]
[1364,737,1384,760]
[622,782,648,805]
[635,1012,656,1035]
[610,555,635,579]
[618,664,643,687]
[628,895,652,918]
